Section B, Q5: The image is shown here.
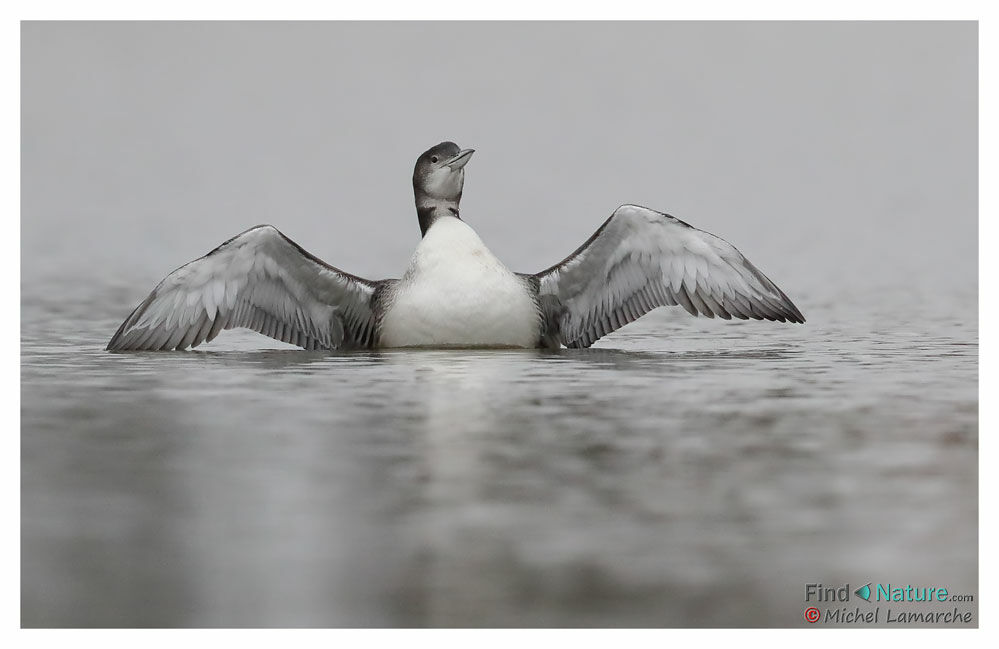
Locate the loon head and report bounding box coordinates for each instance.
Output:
[413,141,475,236]
[413,141,475,203]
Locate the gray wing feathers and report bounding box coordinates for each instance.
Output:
[107,225,383,351]
[534,204,804,348]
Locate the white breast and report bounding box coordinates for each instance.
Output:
[379,217,540,348]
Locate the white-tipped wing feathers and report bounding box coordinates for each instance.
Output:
[533,204,804,348]
[107,225,385,351]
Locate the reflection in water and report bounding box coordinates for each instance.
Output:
[21,296,978,627]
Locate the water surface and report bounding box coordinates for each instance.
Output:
[21,279,977,627]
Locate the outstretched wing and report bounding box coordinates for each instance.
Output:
[532,204,805,348]
[107,225,390,351]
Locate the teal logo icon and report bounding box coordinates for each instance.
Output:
[855,583,872,601]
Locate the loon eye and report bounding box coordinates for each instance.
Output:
[430,156,439,163]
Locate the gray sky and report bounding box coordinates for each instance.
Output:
[22,21,977,302]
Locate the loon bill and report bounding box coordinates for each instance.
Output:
[107,141,804,352]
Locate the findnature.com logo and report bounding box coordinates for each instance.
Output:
[802,582,975,625]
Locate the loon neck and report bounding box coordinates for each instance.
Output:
[416,200,461,237]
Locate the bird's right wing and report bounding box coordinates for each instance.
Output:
[107,225,390,351]
[531,204,804,348]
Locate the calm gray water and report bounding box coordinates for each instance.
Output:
[21,21,977,628]
[21,274,977,627]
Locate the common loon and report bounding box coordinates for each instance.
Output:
[107,141,804,351]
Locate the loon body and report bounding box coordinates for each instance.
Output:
[107,142,804,352]
[378,216,540,348]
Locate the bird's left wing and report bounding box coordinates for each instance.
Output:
[107,225,390,351]
[530,204,805,348]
